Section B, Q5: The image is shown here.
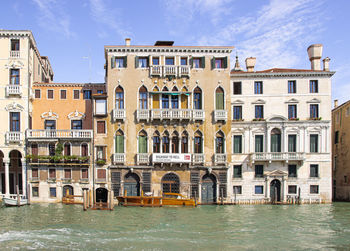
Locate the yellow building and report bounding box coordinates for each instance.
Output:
[93,39,233,204]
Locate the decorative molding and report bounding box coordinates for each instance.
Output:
[67,110,85,120]
[251,99,266,104]
[307,98,321,103]
[5,102,24,111]
[5,60,24,69]
[232,99,244,105]
[41,110,58,119]
[285,98,299,104]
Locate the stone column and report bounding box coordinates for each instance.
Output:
[4,159,9,195]
[22,158,27,196]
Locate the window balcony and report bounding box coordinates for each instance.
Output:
[10,51,20,58]
[150,66,162,76]
[192,154,204,164]
[172,109,191,120]
[112,109,126,121]
[214,154,226,165]
[136,109,150,122]
[178,66,190,77]
[214,110,228,122]
[137,153,150,165]
[151,109,191,121]
[163,65,177,76]
[6,85,22,96]
[193,110,205,121]
[251,152,305,163]
[26,130,93,139]
[5,132,22,144]
[113,153,125,165]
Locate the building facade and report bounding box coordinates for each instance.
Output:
[94,39,234,204]
[0,30,53,197]
[229,44,334,203]
[332,100,350,201]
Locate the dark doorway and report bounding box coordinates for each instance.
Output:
[201,174,217,204]
[9,173,14,194]
[1,173,5,194]
[162,173,180,194]
[63,185,74,197]
[124,173,140,196]
[270,179,281,202]
[96,188,108,203]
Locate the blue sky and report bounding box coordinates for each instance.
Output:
[1,0,349,104]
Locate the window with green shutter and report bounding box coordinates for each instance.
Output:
[233,165,242,178]
[215,87,224,110]
[233,135,242,153]
[138,135,147,153]
[255,135,263,152]
[115,130,124,153]
[310,134,318,152]
[288,135,297,152]
[270,128,281,152]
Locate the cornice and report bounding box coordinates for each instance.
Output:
[105,46,233,54]
[230,71,335,78]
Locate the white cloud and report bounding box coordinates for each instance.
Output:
[32,0,75,39]
[89,0,131,39]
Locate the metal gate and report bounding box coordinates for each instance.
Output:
[201,174,216,204]
[162,173,180,194]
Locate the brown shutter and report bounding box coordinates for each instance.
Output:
[64,169,71,179]
[60,90,66,99]
[49,169,56,178]
[97,121,105,134]
[32,168,38,178]
[82,169,88,179]
[48,90,53,99]
[74,90,80,99]
[81,144,88,156]
[35,89,41,98]
[32,143,38,156]
[97,169,106,179]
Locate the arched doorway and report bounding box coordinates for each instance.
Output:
[124,173,140,196]
[162,173,180,194]
[9,150,22,194]
[96,187,108,203]
[63,185,74,197]
[270,179,281,202]
[201,174,217,204]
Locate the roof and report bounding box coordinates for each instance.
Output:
[332,100,350,112]
[104,45,234,49]
[33,82,105,87]
[230,68,325,74]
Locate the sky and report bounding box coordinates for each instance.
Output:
[1,0,349,104]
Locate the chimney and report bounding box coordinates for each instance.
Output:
[245,57,256,72]
[323,57,330,71]
[125,38,131,46]
[334,99,338,108]
[307,44,323,70]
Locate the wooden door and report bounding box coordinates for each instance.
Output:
[201,174,216,204]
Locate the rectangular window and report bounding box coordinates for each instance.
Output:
[95,99,107,115]
[97,169,106,179]
[288,135,297,152]
[10,112,20,131]
[10,69,20,85]
[49,187,56,197]
[44,120,56,129]
[310,185,319,194]
[165,57,174,65]
[47,90,54,99]
[64,169,71,179]
[138,57,148,68]
[288,80,296,93]
[71,120,82,129]
[215,58,224,68]
[11,39,20,51]
[255,135,264,152]
[233,135,242,153]
[73,90,80,99]
[255,165,263,178]
[35,89,41,99]
[233,165,242,178]
[310,164,319,178]
[310,104,319,118]
[81,169,88,179]
[49,169,56,179]
[310,80,318,93]
[60,90,67,99]
[255,105,264,119]
[181,57,187,65]
[96,146,106,160]
[335,131,339,144]
[288,165,297,178]
[233,106,242,120]
[115,57,125,68]
[255,185,264,194]
[288,105,297,119]
[288,185,297,194]
[233,82,242,95]
[97,121,106,134]
[254,81,263,94]
[32,187,39,197]
[97,90,103,94]
[32,168,38,178]
[152,57,159,65]
[233,186,242,194]
[310,134,318,153]
[83,90,92,100]
[193,57,205,68]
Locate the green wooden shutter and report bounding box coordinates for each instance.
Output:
[135,56,139,68]
[271,134,281,152]
[211,57,215,69]
[234,136,242,153]
[223,57,228,68]
[255,136,263,152]
[288,135,296,152]
[216,92,224,110]
[201,56,205,68]
[138,136,147,153]
[116,135,124,153]
[111,56,115,68]
[123,56,127,67]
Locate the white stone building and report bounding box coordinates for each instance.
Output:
[228,44,334,203]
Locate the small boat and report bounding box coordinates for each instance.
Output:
[3,195,28,207]
[116,192,196,207]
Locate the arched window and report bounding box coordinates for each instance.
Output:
[181,86,188,109]
[162,131,170,153]
[215,131,225,153]
[81,143,88,156]
[138,130,147,153]
[64,143,71,156]
[215,86,224,110]
[152,86,160,109]
[193,87,202,109]
[181,131,189,153]
[171,86,179,109]
[162,87,169,109]
[49,142,55,156]
[271,128,282,152]
[153,131,160,153]
[162,173,180,193]
[194,131,203,153]
[171,131,179,153]
[115,86,124,109]
[139,86,148,109]
[115,130,124,153]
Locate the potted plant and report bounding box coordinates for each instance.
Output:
[96,159,106,166]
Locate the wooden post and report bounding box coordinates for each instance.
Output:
[89,190,93,207]
[234,187,237,205]
[141,190,144,206]
[110,190,114,210]
[27,184,31,205]
[221,188,224,205]
[107,190,110,210]
[16,185,20,206]
[83,190,87,211]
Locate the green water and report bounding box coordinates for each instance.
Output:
[1,203,350,250]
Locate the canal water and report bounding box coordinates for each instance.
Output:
[1,203,350,250]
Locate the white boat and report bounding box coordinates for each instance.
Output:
[3,195,28,206]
